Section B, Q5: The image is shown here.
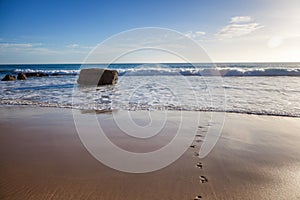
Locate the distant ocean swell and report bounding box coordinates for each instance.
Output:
[7,67,300,76]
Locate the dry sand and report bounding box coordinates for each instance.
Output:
[1,106,300,200]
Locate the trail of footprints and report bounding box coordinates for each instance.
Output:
[199,176,208,183]
[196,162,203,169]
[194,195,202,200]
[191,125,209,200]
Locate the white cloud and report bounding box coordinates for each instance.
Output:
[0,42,95,57]
[217,23,263,38]
[67,43,94,51]
[184,31,206,39]
[195,31,206,36]
[67,43,79,48]
[0,42,60,55]
[0,43,34,48]
[230,16,252,23]
[216,16,263,39]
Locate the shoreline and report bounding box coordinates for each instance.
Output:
[1,106,300,199]
[1,104,299,118]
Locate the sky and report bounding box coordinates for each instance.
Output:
[0,0,300,63]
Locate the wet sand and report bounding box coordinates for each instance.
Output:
[1,106,300,200]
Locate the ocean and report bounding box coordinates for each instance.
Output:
[1,63,300,117]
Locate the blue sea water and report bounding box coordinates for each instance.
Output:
[0,63,300,117]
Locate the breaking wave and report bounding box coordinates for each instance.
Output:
[9,67,300,76]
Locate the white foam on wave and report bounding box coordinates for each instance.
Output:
[1,75,300,118]
[1,99,299,118]
[115,66,300,76]
[9,67,300,76]
[13,68,80,75]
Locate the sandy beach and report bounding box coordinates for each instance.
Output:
[1,0,300,199]
[1,106,300,200]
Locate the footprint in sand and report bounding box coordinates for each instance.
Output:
[198,126,204,129]
[196,162,203,169]
[194,195,202,199]
[190,144,196,148]
[195,139,203,143]
[196,134,204,138]
[194,152,199,157]
[199,176,208,183]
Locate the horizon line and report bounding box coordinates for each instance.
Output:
[1,61,300,65]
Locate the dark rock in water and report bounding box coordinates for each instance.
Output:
[17,73,27,80]
[24,72,49,77]
[98,70,118,85]
[77,68,118,86]
[1,74,16,81]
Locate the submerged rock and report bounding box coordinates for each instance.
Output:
[17,73,27,80]
[77,68,118,86]
[1,74,16,81]
[24,72,48,77]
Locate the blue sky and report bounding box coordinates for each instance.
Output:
[0,0,300,63]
